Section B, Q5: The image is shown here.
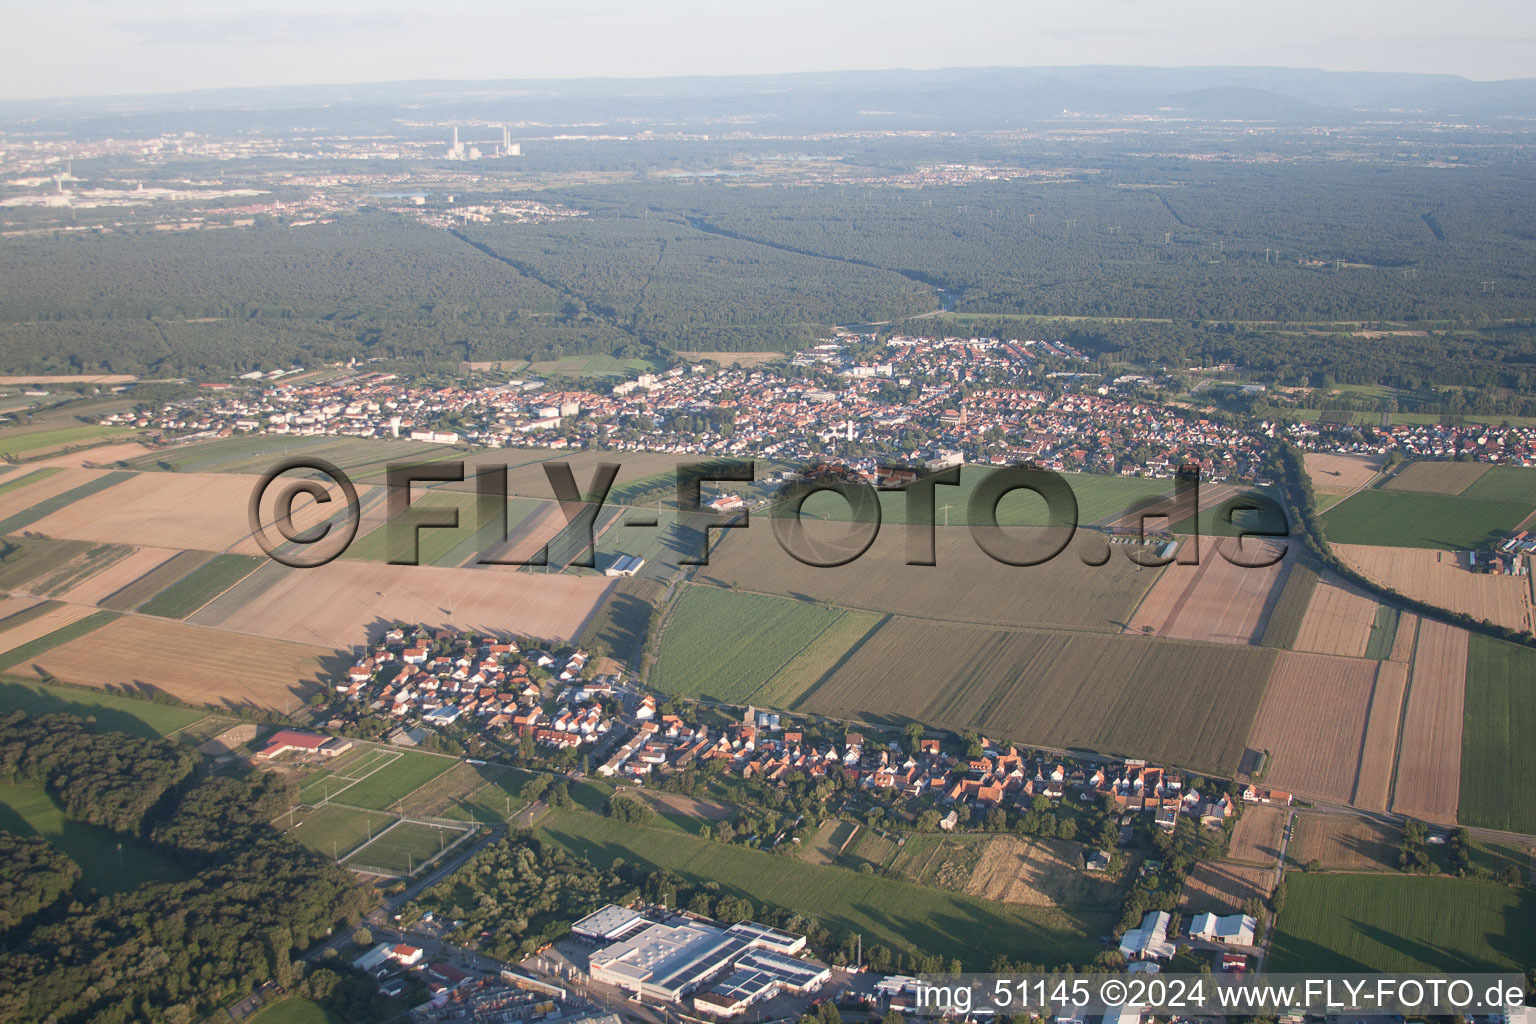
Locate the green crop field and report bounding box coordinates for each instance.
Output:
[329,751,456,811]
[1321,489,1532,549]
[343,818,472,873]
[1259,561,1319,648]
[0,424,133,459]
[285,803,399,860]
[797,617,1276,776]
[1461,466,1536,503]
[652,585,846,702]
[0,781,187,894]
[1459,635,1536,834]
[751,609,884,707]
[536,808,1108,970]
[1268,872,1536,972]
[137,553,264,618]
[342,492,543,567]
[0,678,206,736]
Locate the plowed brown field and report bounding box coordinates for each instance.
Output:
[1335,544,1533,634]
[1304,453,1385,493]
[1126,541,1290,644]
[1229,804,1286,864]
[1179,860,1274,915]
[1293,575,1378,657]
[1248,651,1377,803]
[1391,619,1469,824]
[57,546,179,605]
[1353,660,1409,812]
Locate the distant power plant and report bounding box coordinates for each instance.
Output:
[444,125,520,160]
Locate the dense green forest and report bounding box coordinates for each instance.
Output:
[2,159,1535,382]
[0,711,377,1024]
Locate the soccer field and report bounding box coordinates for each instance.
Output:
[342,818,474,874]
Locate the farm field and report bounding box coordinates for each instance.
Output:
[1389,611,1420,662]
[285,803,398,860]
[797,617,1276,775]
[0,424,134,459]
[1391,620,1469,825]
[1178,860,1275,915]
[751,609,884,707]
[1285,813,1400,872]
[1228,804,1286,864]
[341,491,550,567]
[697,524,1161,632]
[536,807,1108,969]
[1321,489,1531,549]
[1124,540,1289,644]
[20,615,338,711]
[1258,559,1319,648]
[676,351,784,367]
[98,550,215,611]
[0,602,105,661]
[0,469,128,534]
[1352,660,1409,812]
[1303,452,1385,493]
[526,353,660,378]
[1292,575,1380,657]
[1268,873,1536,972]
[1334,544,1534,633]
[0,781,186,894]
[0,678,207,737]
[137,553,264,618]
[55,545,178,605]
[32,440,156,467]
[1382,460,1491,495]
[0,467,61,498]
[25,471,273,550]
[1461,466,1536,503]
[1246,651,1379,804]
[1459,635,1536,834]
[0,537,109,593]
[963,835,1126,909]
[652,585,848,702]
[126,435,462,479]
[188,557,611,647]
[247,998,341,1024]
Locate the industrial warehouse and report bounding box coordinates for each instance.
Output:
[572,905,830,1014]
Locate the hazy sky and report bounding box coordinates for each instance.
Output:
[4,0,1534,100]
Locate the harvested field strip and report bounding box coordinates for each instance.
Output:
[137,554,264,618]
[0,599,55,634]
[0,467,61,498]
[964,836,1126,910]
[537,807,1107,970]
[1268,873,1536,972]
[0,470,133,535]
[0,537,97,592]
[1390,619,1468,824]
[1336,544,1534,634]
[57,546,178,606]
[1382,460,1491,495]
[1459,635,1536,834]
[98,550,214,611]
[1353,660,1408,812]
[1178,860,1274,915]
[26,471,280,551]
[1293,575,1377,658]
[1247,650,1377,804]
[1259,559,1318,649]
[17,543,136,599]
[1124,541,1290,645]
[1303,452,1385,493]
[798,617,1276,776]
[1285,814,1401,872]
[0,469,104,524]
[0,609,119,671]
[1228,804,1286,865]
[18,615,336,712]
[1389,612,1419,662]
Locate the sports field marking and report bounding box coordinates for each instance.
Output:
[341,816,475,876]
[298,749,403,805]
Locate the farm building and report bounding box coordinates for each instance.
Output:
[605,554,647,577]
[1118,911,1176,961]
[1189,912,1257,946]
